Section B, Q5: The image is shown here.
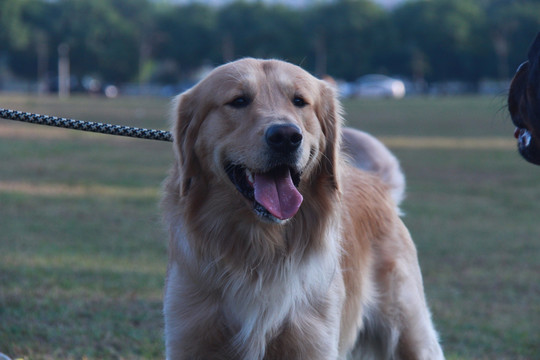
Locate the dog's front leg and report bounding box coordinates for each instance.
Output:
[164,264,231,360]
[379,223,445,360]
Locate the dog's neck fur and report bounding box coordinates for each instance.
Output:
[169,164,341,272]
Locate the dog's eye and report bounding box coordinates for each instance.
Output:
[227,96,251,108]
[293,96,307,108]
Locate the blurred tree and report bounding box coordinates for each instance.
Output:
[307,0,386,79]
[0,0,33,50]
[216,2,305,65]
[392,0,489,82]
[1,0,57,83]
[52,0,150,83]
[484,0,540,78]
[1,0,539,86]
[153,3,218,82]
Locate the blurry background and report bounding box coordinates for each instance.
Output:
[0,1,539,359]
[1,0,539,96]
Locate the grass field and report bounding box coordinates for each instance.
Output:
[0,94,538,359]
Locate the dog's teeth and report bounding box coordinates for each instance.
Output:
[519,130,532,147]
[246,169,254,185]
[524,131,532,147]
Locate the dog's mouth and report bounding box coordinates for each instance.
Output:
[514,126,540,165]
[225,163,303,223]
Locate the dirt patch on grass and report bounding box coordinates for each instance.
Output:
[0,181,159,199]
[380,136,515,150]
[0,123,73,140]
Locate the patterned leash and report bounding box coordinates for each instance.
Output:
[0,108,173,142]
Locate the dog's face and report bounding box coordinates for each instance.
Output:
[173,58,340,224]
[508,33,540,165]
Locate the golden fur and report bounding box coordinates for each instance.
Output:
[162,58,444,360]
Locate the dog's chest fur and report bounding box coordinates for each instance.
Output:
[224,245,342,358]
[165,203,344,359]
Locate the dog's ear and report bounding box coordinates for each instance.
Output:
[317,80,343,191]
[527,32,540,62]
[508,61,527,117]
[172,90,203,196]
[527,33,540,121]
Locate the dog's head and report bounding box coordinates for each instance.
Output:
[508,32,540,165]
[172,58,342,224]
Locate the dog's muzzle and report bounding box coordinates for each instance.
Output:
[225,124,304,223]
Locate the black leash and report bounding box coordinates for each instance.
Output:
[0,108,173,142]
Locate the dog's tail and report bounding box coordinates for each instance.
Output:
[341,128,406,211]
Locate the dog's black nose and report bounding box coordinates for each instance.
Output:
[265,124,303,153]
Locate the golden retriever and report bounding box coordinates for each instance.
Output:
[162,58,444,360]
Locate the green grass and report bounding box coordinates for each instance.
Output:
[1,95,539,359]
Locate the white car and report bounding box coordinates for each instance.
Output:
[355,74,406,99]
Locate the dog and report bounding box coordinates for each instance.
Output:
[508,32,540,165]
[162,58,444,360]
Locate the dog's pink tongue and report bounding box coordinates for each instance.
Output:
[253,169,303,220]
